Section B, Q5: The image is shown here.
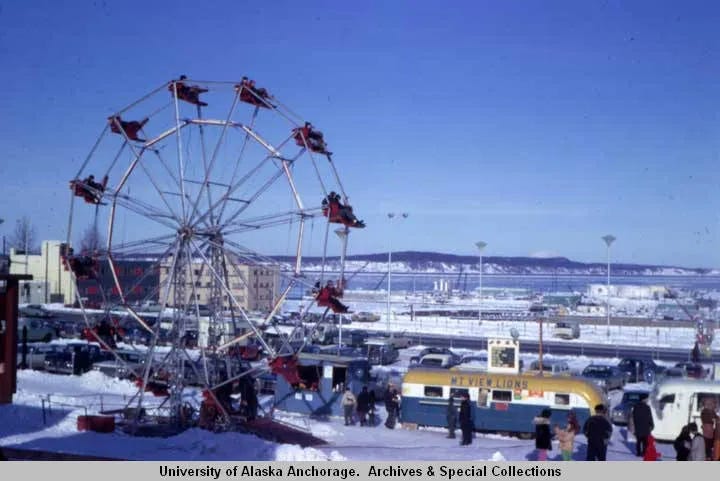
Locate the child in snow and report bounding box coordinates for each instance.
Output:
[554,423,576,461]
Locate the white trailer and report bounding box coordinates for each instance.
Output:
[649,378,720,441]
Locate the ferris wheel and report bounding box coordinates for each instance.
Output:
[64,75,365,429]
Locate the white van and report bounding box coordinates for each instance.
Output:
[649,378,720,441]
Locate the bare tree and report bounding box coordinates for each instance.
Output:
[79,224,105,254]
[10,216,37,253]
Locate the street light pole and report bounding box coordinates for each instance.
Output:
[475,241,487,323]
[602,235,616,338]
[387,212,408,339]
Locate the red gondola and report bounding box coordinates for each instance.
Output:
[108,116,148,142]
[70,174,108,205]
[169,75,208,106]
[292,122,331,155]
[321,191,365,228]
[235,76,273,108]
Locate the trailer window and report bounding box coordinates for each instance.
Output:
[554,394,570,406]
[450,388,469,400]
[659,394,675,405]
[492,390,512,402]
[296,365,321,390]
[331,366,347,388]
[424,386,444,398]
[696,393,719,411]
[477,388,490,408]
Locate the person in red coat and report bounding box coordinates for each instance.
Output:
[643,434,661,461]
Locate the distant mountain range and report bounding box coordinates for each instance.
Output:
[273,251,719,276]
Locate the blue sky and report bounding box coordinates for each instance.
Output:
[0,1,718,267]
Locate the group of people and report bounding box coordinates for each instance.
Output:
[531,408,585,461]
[674,397,720,461]
[340,386,377,426]
[339,384,402,430]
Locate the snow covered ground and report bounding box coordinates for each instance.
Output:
[0,348,682,462]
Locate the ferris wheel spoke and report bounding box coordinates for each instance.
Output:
[219,208,320,236]
[191,153,278,230]
[135,155,185,225]
[218,238,317,291]
[111,194,181,231]
[219,164,289,228]
[188,237,274,356]
[186,94,241,227]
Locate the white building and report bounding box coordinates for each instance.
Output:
[9,241,75,304]
[159,255,280,313]
[587,284,666,300]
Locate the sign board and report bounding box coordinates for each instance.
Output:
[487,338,521,374]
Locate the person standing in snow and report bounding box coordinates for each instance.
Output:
[700,397,717,459]
[554,423,576,461]
[583,404,613,461]
[446,396,457,439]
[341,388,357,426]
[631,394,654,457]
[368,390,377,426]
[356,386,370,426]
[458,392,473,446]
[384,388,400,429]
[533,408,552,461]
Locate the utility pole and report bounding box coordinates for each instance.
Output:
[602,235,616,338]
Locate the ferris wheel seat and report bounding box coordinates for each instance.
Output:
[236,80,274,108]
[269,355,303,386]
[169,77,209,107]
[108,116,148,142]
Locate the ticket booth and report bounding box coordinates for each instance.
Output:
[0,274,32,404]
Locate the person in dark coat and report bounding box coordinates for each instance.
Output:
[446,396,457,439]
[356,386,371,426]
[631,394,654,457]
[691,342,701,363]
[674,423,693,461]
[583,404,613,461]
[533,408,553,461]
[458,393,473,445]
[384,388,399,429]
[368,390,377,426]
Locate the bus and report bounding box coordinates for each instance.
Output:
[401,367,606,437]
[649,378,720,441]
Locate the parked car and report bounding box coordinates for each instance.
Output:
[16,342,64,370]
[552,321,580,340]
[350,312,381,323]
[611,389,651,425]
[410,347,461,365]
[526,359,572,376]
[459,354,488,369]
[417,353,461,369]
[364,339,399,365]
[581,364,626,391]
[672,362,709,379]
[617,358,666,383]
[44,342,111,375]
[19,304,55,319]
[17,318,56,342]
[92,349,147,380]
